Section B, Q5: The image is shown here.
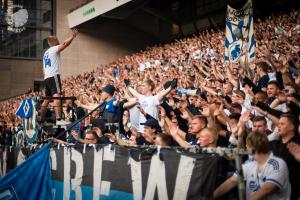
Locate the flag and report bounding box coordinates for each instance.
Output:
[15,99,33,119]
[0,143,53,200]
[225,0,255,62]
[24,98,38,143]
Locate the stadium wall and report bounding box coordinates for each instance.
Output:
[0,59,43,100]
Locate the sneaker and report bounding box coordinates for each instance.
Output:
[56,119,71,126]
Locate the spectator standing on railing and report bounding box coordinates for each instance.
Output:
[40,29,78,126]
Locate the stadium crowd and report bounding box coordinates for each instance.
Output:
[0,9,300,199]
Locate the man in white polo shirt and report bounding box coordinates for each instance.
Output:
[40,29,78,125]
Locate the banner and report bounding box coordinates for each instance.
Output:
[225,0,255,62]
[0,143,52,200]
[0,145,220,200]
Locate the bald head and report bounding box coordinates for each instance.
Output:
[196,128,218,147]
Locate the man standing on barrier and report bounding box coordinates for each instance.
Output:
[40,29,78,126]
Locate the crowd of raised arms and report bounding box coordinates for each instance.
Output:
[0,9,300,200]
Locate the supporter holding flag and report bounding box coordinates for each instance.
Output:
[225,0,255,62]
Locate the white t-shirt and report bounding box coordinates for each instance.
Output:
[241,154,291,200]
[138,95,160,132]
[43,45,61,79]
[129,105,140,130]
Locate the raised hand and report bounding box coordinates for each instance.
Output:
[159,106,166,118]
[201,106,211,117]
[71,28,79,38]
[124,79,130,87]
[170,78,178,89]
[104,133,117,142]
[239,111,251,124]
[180,109,190,120]
[287,142,300,162]
[70,130,80,140]
[277,93,287,103]
[168,123,179,137]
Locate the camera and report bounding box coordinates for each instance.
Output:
[104,123,119,135]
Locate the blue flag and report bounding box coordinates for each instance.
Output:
[15,99,33,119]
[0,143,53,200]
[225,0,255,62]
[24,98,38,144]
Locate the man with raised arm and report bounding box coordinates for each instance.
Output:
[124,78,177,132]
[40,29,78,125]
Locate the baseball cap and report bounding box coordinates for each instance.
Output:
[102,84,115,96]
[140,118,160,131]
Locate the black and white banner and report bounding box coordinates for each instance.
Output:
[0,144,219,200]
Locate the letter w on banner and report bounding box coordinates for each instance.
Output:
[0,143,53,200]
[224,0,255,62]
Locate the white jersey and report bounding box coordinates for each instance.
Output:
[129,105,140,130]
[242,153,291,200]
[138,95,160,132]
[43,45,61,79]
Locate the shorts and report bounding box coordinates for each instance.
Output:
[44,74,62,96]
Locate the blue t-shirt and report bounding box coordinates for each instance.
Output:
[105,98,118,113]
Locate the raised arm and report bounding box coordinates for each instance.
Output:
[225,64,238,88]
[58,29,78,52]
[123,98,138,109]
[158,79,177,102]
[124,79,142,99]
[168,124,191,148]
[158,87,172,102]
[75,100,98,111]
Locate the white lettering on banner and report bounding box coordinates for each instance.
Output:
[71,149,83,200]
[63,148,84,200]
[101,146,115,195]
[50,149,57,170]
[173,155,195,200]
[128,157,142,200]
[93,146,115,200]
[64,148,71,200]
[50,149,57,199]
[144,154,169,200]
[93,148,103,200]
[16,150,26,166]
[0,149,7,176]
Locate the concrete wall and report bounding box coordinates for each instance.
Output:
[56,0,154,78]
[0,59,43,99]
[0,0,155,99]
